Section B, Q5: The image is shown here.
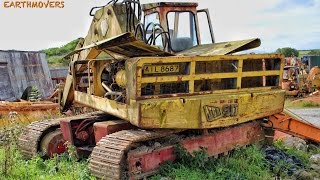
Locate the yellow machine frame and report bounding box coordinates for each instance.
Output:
[73,54,285,129]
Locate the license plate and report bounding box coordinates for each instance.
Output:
[143,64,180,74]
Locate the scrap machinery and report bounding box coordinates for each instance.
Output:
[18,1,320,179]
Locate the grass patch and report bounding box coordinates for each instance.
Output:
[285,99,320,108]
[0,114,95,180]
[0,146,95,180]
[150,145,273,180]
[298,50,311,57]
[301,102,320,108]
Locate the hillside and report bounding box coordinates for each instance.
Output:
[42,39,80,67]
[299,49,320,57]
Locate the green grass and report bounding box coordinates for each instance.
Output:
[0,140,316,180]
[298,49,320,57]
[301,102,320,108]
[298,50,311,57]
[285,99,320,108]
[0,119,95,180]
[150,140,320,180]
[150,145,273,180]
[0,146,95,180]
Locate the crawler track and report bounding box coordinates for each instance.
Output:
[18,119,61,159]
[18,112,108,159]
[89,129,180,179]
[89,121,265,180]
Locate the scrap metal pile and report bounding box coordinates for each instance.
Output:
[282,57,320,97]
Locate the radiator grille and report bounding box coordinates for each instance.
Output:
[136,55,284,97]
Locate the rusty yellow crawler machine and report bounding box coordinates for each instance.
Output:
[18,1,320,179]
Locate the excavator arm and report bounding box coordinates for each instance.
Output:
[58,2,264,112]
[266,108,320,143]
[59,38,103,111]
[59,3,139,111]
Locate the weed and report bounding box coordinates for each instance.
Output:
[285,99,320,108]
[273,139,320,167]
[0,113,95,180]
[151,144,272,180]
[301,102,320,108]
[0,144,95,180]
[0,115,24,176]
[173,144,209,169]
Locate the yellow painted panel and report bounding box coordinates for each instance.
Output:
[138,89,285,129]
[74,91,128,120]
[200,90,285,128]
[139,98,200,128]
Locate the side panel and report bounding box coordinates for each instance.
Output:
[74,91,128,120]
[138,89,285,129]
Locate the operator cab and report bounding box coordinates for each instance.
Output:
[142,2,214,52]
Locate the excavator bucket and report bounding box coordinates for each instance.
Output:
[178,38,261,56]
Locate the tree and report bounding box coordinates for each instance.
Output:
[276,47,299,57]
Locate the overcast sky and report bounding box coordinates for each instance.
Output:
[0,0,319,52]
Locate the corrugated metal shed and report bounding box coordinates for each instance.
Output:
[302,55,320,70]
[50,67,68,79]
[0,50,53,101]
[309,56,320,68]
[50,67,69,87]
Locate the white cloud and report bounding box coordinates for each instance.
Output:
[0,0,318,52]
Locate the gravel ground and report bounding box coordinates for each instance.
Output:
[288,108,320,127]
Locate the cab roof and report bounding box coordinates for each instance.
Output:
[142,2,198,11]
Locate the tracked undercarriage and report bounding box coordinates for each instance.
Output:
[89,121,265,179]
[19,111,320,179]
[19,114,266,179]
[18,112,110,158]
[19,119,61,159]
[17,1,320,180]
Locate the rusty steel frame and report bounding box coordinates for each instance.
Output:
[0,101,59,126]
[268,109,320,143]
[143,2,200,50]
[72,54,286,129]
